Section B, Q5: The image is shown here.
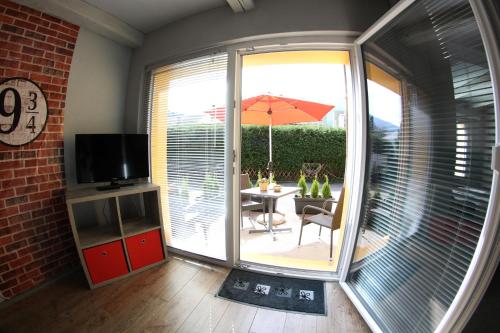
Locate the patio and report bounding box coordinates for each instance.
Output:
[240,182,387,271]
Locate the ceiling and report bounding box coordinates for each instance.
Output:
[82,0,228,33]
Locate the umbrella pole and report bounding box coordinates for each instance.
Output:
[268,115,273,182]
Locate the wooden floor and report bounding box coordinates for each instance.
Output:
[0,256,370,333]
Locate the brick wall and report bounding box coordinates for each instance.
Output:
[0,0,79,298]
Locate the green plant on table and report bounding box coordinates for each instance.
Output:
[321,175,332,199]
[297,171,308,198]
[310,176,320,199]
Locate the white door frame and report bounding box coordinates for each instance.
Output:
[229,42,361,281]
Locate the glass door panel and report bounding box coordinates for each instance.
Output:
[150,53,228,260]
[344,0,496,332]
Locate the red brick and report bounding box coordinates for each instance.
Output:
[13,150,36,159]
[0,48,7,57]
[28,15,50,27]
[18,268,41,283]
[32,207,53,218]
[44,51,65,62]
[1,267,23,281]
[24,158,47,168]
[56,31,76,44]
[5,8,28,20]
[24,30,46,41]
[1,41,21,52]
[29,73,51,84]
[2,178,26,188]
[22,217,43,229]
[12,228,35,241]
[14,167,36,177]
[54,62,70,71]
[41,13,61,24]
[0,58,19,68]
[0,188,15,199]
[0,160,23,169]
[0,13,14,24]
[28,190,50,202]
[45,35,65,47]
[9,33,32,45]
[33,56,54,67]
[5,195,28,206]
[39,181,60,191]
[0,206,19,218]
[0,151,12,160]
[40,83,61,93]
[61,20,79,32]
[22,45,43,57]
[8,50,32,62]
[51,77,67,85]
[4,68,29,77]
[19,201,41,213]
[0,170,13,179]
[43,67,65,77]
[0,224,21,237]
[15,185,38,195]
[1,23,23,34]
[54,46,72,56]
[26,175,47,184]
[5,239,27,252]
[0,1,20,10]
[0,278,18,291]
[36,25,57,37]
[19,62,41,72]
[14,19,36,31]
[12,280,34,294]
[8,212,30,225]
[18,5,40,16]
[34,40,54,51]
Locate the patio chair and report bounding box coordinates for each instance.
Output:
[301,162,323,180]
[298,187,345,260]
[240,173,265,229]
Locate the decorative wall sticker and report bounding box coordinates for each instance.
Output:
[0,77,48,146]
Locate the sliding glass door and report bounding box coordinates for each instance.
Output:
[342,0,499,332]
[149,53,228,260]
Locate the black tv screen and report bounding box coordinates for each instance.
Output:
[76,134,149,184]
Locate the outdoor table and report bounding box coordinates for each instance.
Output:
[240,186,300,240]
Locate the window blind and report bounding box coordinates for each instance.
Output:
[347,0,496,332]
[149,53,228,260]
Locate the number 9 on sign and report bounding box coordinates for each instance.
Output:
[0,78,48,146]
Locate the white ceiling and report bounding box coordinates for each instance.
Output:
[83,0,228,33]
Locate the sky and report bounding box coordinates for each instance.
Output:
[165,62,402,127]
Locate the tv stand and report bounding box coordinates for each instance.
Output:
[96,182,135,191]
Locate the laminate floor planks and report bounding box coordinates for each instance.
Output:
[0,257,370,333]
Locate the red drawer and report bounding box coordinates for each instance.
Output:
[83,241,129,284]
[125,229,164,270]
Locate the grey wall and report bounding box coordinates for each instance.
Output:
[64,27,132,187]
[124,0,390,131]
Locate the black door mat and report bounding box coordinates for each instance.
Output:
[216,269,326,315]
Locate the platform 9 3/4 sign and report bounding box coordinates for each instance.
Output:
[0,77,48,146]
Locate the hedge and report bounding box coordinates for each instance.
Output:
[166,124,346,181]
[241,125,346,181]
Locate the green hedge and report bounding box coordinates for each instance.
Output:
[166,124,346,181]
[241,125,346,181]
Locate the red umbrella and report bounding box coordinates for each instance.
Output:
[208,95,334,176]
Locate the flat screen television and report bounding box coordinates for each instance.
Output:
[75,134,149,190]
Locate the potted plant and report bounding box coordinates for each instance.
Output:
[293,173,333,214]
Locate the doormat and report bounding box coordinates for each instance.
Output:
[216,269,326,315]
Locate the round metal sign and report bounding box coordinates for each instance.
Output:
[0,77,48,146]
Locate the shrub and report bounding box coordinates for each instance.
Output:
[310,177,320,199]
[297,172,308,198]
[321,175,332,198]
[241,125,346,180]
